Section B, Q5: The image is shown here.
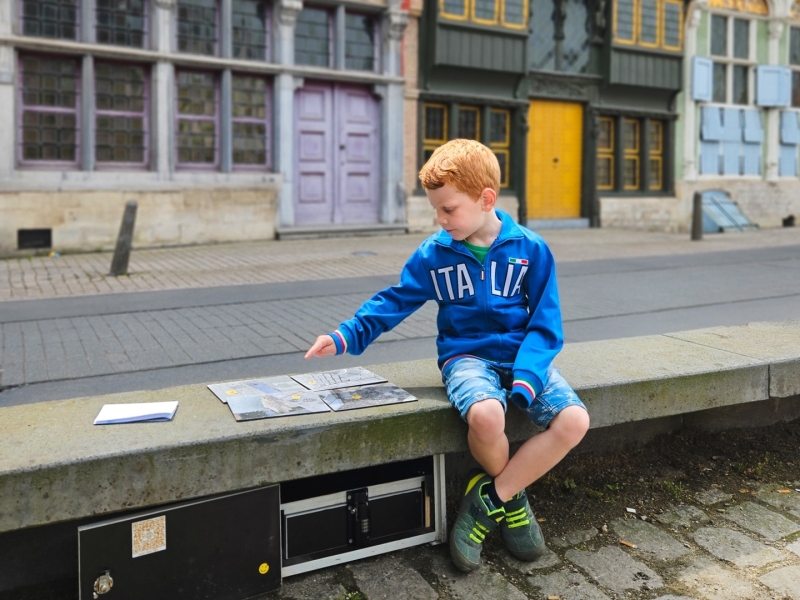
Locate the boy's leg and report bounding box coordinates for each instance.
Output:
[465,398,509,477]
[494,405,589,501]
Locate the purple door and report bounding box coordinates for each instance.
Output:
[294,82,380,226]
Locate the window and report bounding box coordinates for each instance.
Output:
[21,0,79,40]
[791,27,800,108]
[710,15,754,106]
[648,121,663,190]
[422,103,448,163]
[596,117,614,190]
[529,0,593,74]
[19,55,80,165]
[458,106,480,140]
[422,103,513,188]
[295,7,331,67]
[622,119,640,190]
[231,74,270,167]
[96,0,146,47]
[699,106,763,176]
[176,71,218,166]
[596,116,668,192]
[232,0,269,60]
[440,0,528,30]
[177,0,218,56]
[95,62,148,166]
[345,14,377,71]
[613,0,683,51]
[489,109,510,187]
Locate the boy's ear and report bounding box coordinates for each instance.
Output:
[480,187,497,211]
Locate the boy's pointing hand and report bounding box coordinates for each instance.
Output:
[304,335,337,359]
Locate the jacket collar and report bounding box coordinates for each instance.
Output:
[433,209,523,248]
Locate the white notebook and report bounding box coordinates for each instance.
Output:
[94,401,179,425]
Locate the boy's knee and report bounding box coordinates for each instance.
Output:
[551,406,590,448]
[466,399,505,438]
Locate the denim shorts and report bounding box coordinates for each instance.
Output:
[442,356,586,429]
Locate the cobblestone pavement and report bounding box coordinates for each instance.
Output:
[2,226,800,301]
[261,479,800,600]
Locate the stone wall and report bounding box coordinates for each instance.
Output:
[0,188,278,256]
[407,193,520,234]
[600,180,800,233]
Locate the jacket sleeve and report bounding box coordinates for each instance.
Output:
[333,249,434,355]
[510,240,564,406]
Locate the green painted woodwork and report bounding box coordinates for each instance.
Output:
[608,50,682,89]
[696,10,709,58]
[756,19,768,65]
[674,90,684,181]
[434,24,526,73]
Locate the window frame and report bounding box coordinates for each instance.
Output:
[94,60,150,170]
[232,0,271,61]
[344,11,380,73]
[622,118,640,190]
[20,0,81,41]
[422,102,449,163]
[457,105,481,141]
[175,69,220,170]
[708,12,757,107]
[231,73,272,171]
[17,53,82,169]
[648,120,663,190]
[439,0,528,31]
[294,4,334,69]
[95,0,149,49]
[489,108,511,188]
[596,116,615,191]
[789,25,800,108]
[176,0,220,57]
[612,0,684,52]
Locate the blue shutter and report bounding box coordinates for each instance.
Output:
[757,65,792,107]
[742,144,761,175]
[722,142,741,175]
[742,109,763,143]
[692,56,713,102]
[700,142,720,174]
[779,144,798,176]
[780,110,800,144]
[701,106,723,140]
[721,108,741,141]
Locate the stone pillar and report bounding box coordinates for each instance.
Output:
[380,3,409,223]
[0,0,15,178]
[153,0,177,175]
[765,19,783,181]
[81,55,95,171]
[221,0,233,58]
[681,2,704,182]
[274,0,303,226]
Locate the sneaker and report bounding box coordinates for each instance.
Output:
[449,472,505,572]
[500,490,546,561]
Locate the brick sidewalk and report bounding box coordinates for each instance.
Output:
[2,227,799,301]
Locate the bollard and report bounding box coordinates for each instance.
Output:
[109,200,138,276]
[691,191,703,241]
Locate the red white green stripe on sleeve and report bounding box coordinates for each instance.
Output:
[512,378,537,405]
[330,330,348,355]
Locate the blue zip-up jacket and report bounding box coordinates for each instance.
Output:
[329,210,563,406]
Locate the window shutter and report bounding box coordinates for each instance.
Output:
[742,109,763,143]
[742,143,761,175]
[756,65,792,107]
[780,110,800,144]
[721,108,742,142]
[699,142,720,174]
[701,106,723,140]
[779,144,798,176]
[692,56,713,102]
[722,141,741,175]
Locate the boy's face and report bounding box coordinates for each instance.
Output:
[426,183,495,242]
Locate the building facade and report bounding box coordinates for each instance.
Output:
[676,0,800,231]
[410,0,687,231]
[0,0,409,255]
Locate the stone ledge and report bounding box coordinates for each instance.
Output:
[1,320,799,533]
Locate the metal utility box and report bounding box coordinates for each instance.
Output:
[281,455,447,577]
[78,486,281,600]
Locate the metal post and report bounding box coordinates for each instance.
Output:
[691,191,703,241]
[109,200,138,276]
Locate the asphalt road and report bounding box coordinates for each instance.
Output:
[1,244,798,407]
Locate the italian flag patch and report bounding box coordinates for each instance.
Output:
[509,258,529,265]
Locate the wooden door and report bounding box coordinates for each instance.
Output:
[526,100,583,220]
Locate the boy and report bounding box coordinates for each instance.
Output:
[305,139,589,572]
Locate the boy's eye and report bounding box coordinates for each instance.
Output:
[443,207,455,214]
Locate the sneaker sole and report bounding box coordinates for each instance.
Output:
[449,471,488,573]
[506,539,547,562]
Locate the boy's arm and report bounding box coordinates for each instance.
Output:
[510,241,564,406]
[306,250,433,358]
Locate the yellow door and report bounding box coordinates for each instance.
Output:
[526,101,583,219]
